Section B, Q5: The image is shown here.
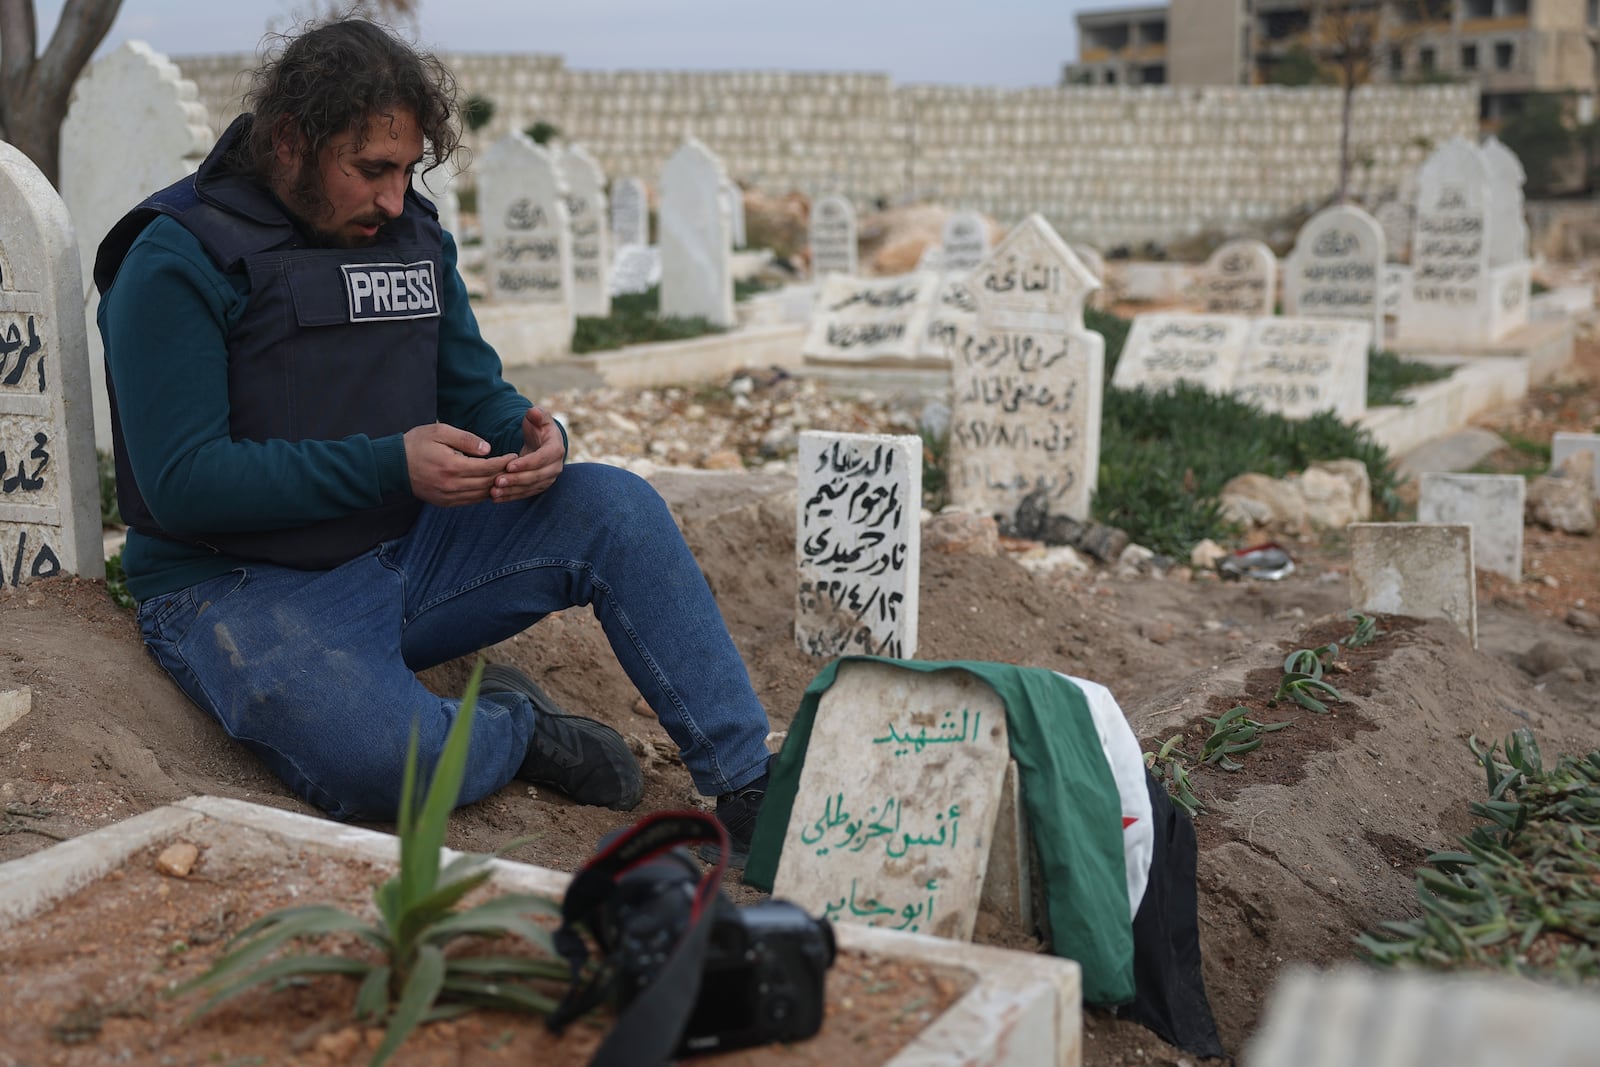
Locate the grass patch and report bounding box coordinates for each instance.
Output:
[1359,730,1600,981]
[571,286,723,354]
[105,553,134,611]
[1367,350,1454,408]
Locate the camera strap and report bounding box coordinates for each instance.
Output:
[547,810,730,1067]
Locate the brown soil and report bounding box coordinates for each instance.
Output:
[1,338,1597,1066]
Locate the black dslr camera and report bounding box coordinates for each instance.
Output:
[605,846,835,1054]
[549,812,836,1061]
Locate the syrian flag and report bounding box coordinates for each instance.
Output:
[1062,673,1223,1059]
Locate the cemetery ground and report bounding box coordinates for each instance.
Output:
[0,345,1597,1066]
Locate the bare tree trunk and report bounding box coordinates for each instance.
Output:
[1338,77,1354,204]
[0,0,124,187]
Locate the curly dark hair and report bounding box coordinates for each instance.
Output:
[237,18,461,216]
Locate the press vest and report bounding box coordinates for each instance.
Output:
[95,116,443,570]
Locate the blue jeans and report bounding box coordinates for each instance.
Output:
[136,463,772,820]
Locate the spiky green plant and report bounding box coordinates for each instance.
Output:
[174,663,566,1066]
[1272,672,1344,714]
[1344,610,1385,649]
[1200,706,1293,771]
[1145,736,1203,817]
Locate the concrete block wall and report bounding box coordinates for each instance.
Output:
[175,52,1477,249]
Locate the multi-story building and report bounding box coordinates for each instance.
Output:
[1065,0,1599,124]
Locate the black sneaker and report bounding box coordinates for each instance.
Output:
[699,765,771,868]
[480,664,644,811]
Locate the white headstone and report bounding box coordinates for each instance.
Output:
[1284,204,1386,342]
[60,39,211,453]
[809,195,858,279]
[478,133,573,308]
[940,211,990,274]
[1374,199,1412,262]
[718,179,747,250]
[608,243,661,297]
[1070,243,1108,310]
[919,275,978,361]
[1231,317,1371,421]
[1418,473,1525,582]
[1112,312,1252,396]
[659,138,734,327]
[1550,432,1600,493]
[802,273,937,365]
[795,432,922,659]
[772,660,1012,942]
[1349,522,1477,647]
[947,214,1104,521]
[1480,137,1529,269]
[559,145,611,317]
[415,163,461,245]
[1401,137,1492,346]
[1200,239,1277,316]
[609,176,649,249]
[0,141,105,585]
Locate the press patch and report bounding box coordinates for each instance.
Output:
[341,261,440,321]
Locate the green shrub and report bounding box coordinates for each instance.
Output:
[1367,349,1453,408]
[570,285,724,354]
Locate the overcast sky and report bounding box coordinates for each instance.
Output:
[29,1,1096,88]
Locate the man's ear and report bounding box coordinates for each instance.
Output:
[270,116,307,173]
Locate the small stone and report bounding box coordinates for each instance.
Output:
[1567,608,1600,633]
[1190,539,1228,570]
[631,696,654,718]
[155,842,199,878]
[923,511,999,557]
[701,450,743,470]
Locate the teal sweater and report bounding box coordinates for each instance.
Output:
[99,217,540,601]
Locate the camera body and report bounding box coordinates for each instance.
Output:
[602,848,836,1055]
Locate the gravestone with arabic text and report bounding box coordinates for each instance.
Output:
[802,273,936,365]
[946,214,1104,521]
[0,142,104,587]
[559,145,611,317]
[772,660,1012,942]
[809,195,858,279]
[60,39,211,452]
[795,431,922,660]
[1400,137,1492,346]
[609,176,648,249]
[919,275,978,361]
[660,139,734,327]
[1350,522,1477,648]
[1284,204,1385,342]
[1231,317,1370,421]
[1112,312,1252,396]
[1200,238,1276,316]
[940,211,990,274]
[478,133,573,308]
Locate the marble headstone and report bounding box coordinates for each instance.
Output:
[60,39,211,452]
[559,145,611,317]
[772,660,1012,942]
[809,195,858,278]
[1112,312,1252,395]
[1480,136,1529,269]
[940,211,990,274]
[1418,473,1525,582]
[608,243,661,297]
[719,179,747,250]
[1401,137,1491,346]
[795,432,922,659]
[0,142,105,586]
[802,273,937,365]
[947,214,1104,521]
[919,275,978,361]
[1349,522,1477,648]
[415,162,461,246]
[609,176,649,248]
[1200,239,1276,316]
[478,133,573,307]
[1284,204,1386,342]
[660,138,734,327]
[1231,317,1371,421]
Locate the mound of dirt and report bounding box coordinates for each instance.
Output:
[2,458,1596,1065]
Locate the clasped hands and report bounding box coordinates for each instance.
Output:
[403,406,564,506]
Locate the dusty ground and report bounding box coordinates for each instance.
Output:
[1,336,1596,1065]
